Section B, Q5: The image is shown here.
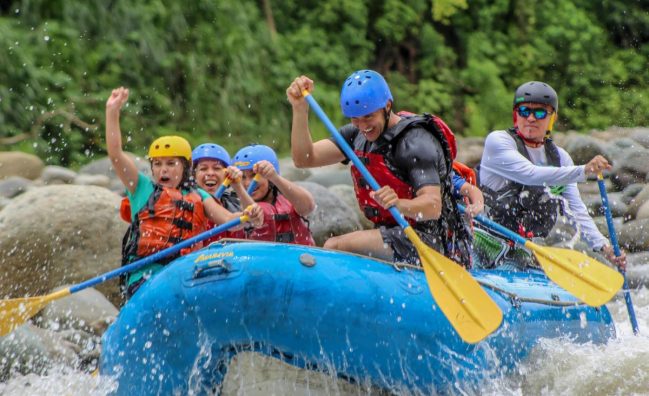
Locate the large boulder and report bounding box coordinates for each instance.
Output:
[0,185,127,303]
[563,135,607,165]
[328,184,373,230]
[626,184,649,220]
[0,152,44,181]
[305,168,353,188]
[0,323,79,382]
[278,158,311,182]
[610,147,649,190]
[617,218,649,252]
[298,182,362,246]
[0,177,33,199]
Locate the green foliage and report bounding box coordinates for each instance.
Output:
[1,0,648,167]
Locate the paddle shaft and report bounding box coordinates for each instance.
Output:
[246,175,260,196]
[214,178,232,199]
[215,174,258,200]
[303,93,408,229]
[69,216,244,293]
[458,204,527,246]
[597,174,639,334]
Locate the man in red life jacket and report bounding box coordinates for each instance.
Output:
[286,70,472,266]
[233,144,316,246]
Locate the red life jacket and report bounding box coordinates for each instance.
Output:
[350,151,417,227]
[246,194,315,246]
[204,218,245,244]
[122,186,207,262]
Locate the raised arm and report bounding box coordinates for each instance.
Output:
[255,160,316,217]
[286,76,346,168]
[105,87,139,194]
[225,166,255,208]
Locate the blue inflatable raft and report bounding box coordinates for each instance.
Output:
[100,240,615,394]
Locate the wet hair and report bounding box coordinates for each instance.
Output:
[179,158,195,189]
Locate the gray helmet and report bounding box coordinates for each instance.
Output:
[513,81,558,111]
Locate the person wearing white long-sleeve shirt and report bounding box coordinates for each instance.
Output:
[479,81,626,269]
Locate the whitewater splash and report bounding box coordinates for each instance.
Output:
[1,288,647,396]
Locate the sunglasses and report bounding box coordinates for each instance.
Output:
[516,106,551,120]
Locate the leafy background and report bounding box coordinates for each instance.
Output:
[0,0,647,167]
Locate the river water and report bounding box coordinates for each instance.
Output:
[0,288,647,396]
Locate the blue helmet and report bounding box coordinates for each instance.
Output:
[340,70,393,118]
[192,143,231,167]
[233,144,280,175]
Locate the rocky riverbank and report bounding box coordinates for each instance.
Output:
[1,126,649,380]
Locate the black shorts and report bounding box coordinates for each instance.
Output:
[379,225,443,265]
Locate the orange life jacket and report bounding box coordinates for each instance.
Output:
[122,186,207,263]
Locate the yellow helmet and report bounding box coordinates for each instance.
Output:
[148,136,192,161]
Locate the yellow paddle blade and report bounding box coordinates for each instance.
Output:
[0,289,71,337]
[526,242,624,307]
[405,228,503,344]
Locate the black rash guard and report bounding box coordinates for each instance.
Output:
[334,119,447,192]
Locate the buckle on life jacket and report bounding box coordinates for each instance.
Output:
[359,178,370,189]
[274,213,291,221]
[363,206,380,219]
[359,156,370,165]
[168,236,183,244]
[276,232,295,243]
[175,200,195,212]
[172,218,193,230]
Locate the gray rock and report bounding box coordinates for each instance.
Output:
[593,216,624,239]
[73,174,111,188]
[621,183,645,205]
[455,142,483,168]
[611,147,649,188]
[0,152,44,181]
[564,135,607,165]
[629,128,649,149]
[542,216,578,247]
[635,201,649,220]
[79,153,150,177]
[328,184,373,230]
[278,158,312,182]
[38,287,118,336]
[41,165,78,184]
[305,168,353,188]
[617,218,649,252]
[298,181,362,246]
[604,137,640,162]
[0,176,33,199]
[605,192,628,218]
[0,185,127,305]
[0,323,79,381]
[0,197,10,211]
[611,169,644,191]
[626,259,649,289]
[626,184,649,219]
[581,193,603,217]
